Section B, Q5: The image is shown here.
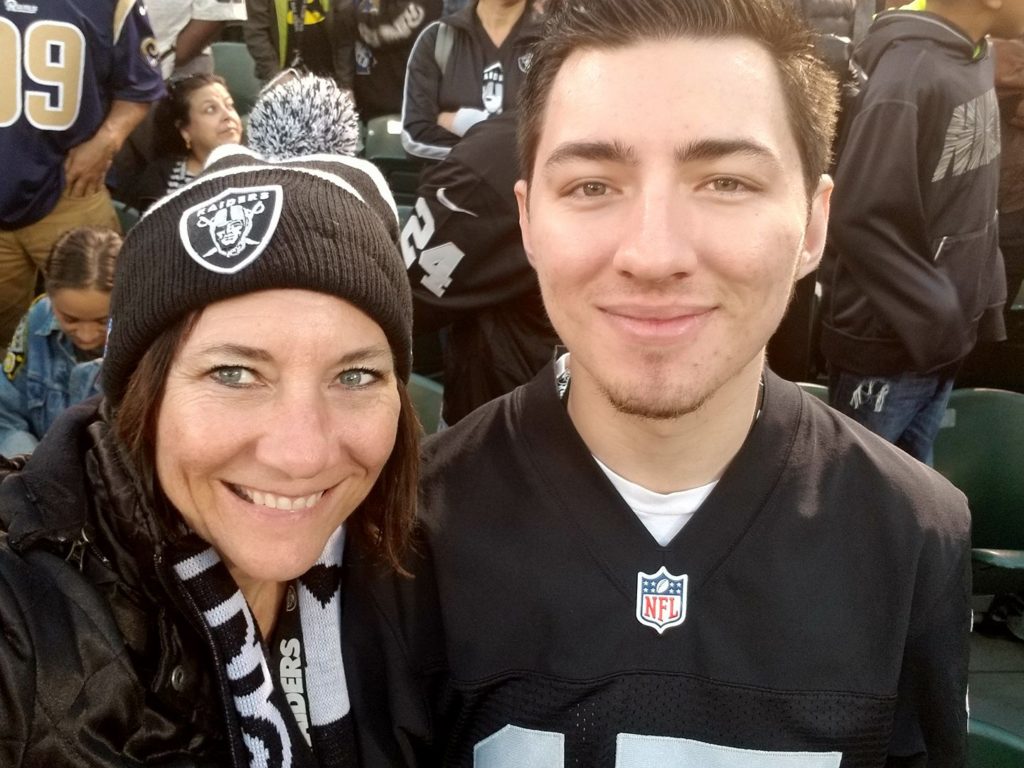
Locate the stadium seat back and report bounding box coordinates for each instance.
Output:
[934,388,1024,550]
[968,719,1024,768]
[112,199,141,234]
[364,115,407,162]
[211,42,263,117]
[796,381,829,403]
[363,115,423,206]
[408,373,444,435]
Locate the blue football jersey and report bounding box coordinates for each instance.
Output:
[0,0,165,229]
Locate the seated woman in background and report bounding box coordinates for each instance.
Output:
[0,226,121,458]
[0,148,418,765]
[400,0,542,160]
[127,73,243,210]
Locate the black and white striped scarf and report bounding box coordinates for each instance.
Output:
[166,157,195,192]
[172,525,354,768]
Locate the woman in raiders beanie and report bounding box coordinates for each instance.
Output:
[0,146,417,767]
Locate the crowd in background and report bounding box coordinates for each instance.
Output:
[0,0,1021,449]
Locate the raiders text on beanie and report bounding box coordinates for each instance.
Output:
[103,145,413,405]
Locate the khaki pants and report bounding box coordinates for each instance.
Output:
[0,188,121,349]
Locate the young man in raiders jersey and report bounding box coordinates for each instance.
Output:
[345,1,972,765]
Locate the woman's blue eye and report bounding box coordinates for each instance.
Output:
[339,369,379,387]
[211,367,254,386]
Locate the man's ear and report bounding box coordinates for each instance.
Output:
[797,174,833,280]
[514,179,535,267]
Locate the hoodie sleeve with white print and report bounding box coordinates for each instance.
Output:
[821,9,1006,376]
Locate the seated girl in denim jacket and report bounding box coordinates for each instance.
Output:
[0,227,121,457]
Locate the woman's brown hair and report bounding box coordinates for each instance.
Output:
[114,312,420,572]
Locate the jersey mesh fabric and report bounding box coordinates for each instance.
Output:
[441,672,893,766]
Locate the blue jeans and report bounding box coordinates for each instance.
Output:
[828,369,954,465]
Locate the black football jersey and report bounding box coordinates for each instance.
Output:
[401,112,558,422]
[345,367,971,767]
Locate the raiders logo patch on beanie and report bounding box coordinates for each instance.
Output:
[180,185,284,274]
[103,145,413,404]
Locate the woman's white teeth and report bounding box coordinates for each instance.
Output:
[242,487,323,510]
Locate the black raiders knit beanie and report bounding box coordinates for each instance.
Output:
[103,145,412,405]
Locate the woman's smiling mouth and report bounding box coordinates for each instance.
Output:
[227,482,326,510]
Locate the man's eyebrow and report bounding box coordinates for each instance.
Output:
[542,138,784,172]
[544,140,640,169]
[674,137,783,168]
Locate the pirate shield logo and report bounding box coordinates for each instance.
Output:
[636,566,688,634]
[179,185,284,274]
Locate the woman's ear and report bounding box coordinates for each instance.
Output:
[177,122,191,151]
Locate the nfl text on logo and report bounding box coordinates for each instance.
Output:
[636,566,688,634]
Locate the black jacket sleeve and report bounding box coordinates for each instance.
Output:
[243,0,282,81]
[400,22,460,159]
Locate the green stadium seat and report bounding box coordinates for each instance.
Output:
[408,373,444,435]
[363,114,424,206]
[210,42,263,117]
[364,115,406,162]
[933,388,1024,594]
[968,719,1024,768]
[795,381,829,402]
[112,199,141,233]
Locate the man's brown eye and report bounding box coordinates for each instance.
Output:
[582,182,606,196]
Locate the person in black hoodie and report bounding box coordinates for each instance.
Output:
[400,0,543,160]
[820,0,1024,464]
[333,0,443,122]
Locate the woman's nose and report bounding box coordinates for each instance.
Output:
[254,388,338,479]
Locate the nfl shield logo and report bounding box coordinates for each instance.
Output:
[636,567,687,634]
[179,185,284,274]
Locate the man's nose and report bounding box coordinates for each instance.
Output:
[612,188,699,282]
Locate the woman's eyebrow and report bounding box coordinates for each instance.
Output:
[336,346,393,366]
[194,343,272,362]
[193,343,393,366]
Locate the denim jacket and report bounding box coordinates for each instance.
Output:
[0,297,102,457]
